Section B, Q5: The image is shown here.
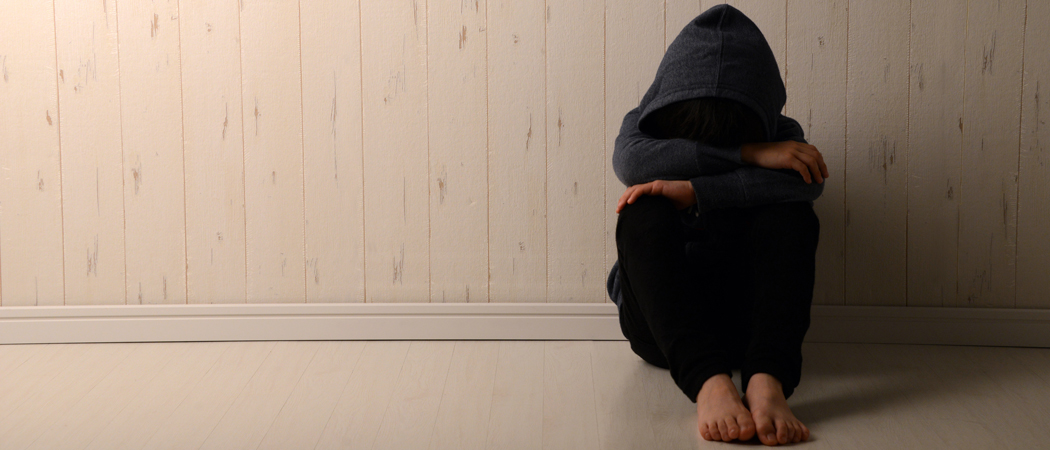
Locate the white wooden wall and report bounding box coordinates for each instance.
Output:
[0,0,1045,308]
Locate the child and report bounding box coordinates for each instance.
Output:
[606,5,829,446]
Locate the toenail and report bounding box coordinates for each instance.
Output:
[767,433,776,441]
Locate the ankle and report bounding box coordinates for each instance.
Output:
[746,373,784,396]
[699,373,736,396]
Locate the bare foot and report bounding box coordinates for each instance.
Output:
[696,373,756,442]
[743,373,810,446]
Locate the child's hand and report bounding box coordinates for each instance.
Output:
[616,180,696,214]
[741,141,829,184]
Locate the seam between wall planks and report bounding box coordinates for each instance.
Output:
[1013,1,1028,309]
[298,0,308,303]
[358,0,367,304]
[957,0,969,309]
[485,0,492,303]
[426,0,432,303]
[843,0,849,307]
[51,0,68,307]
[114,0,129,305]
[602,0,607,305]
[177,0,189,305]
[238,0,249,304]
[905,0,911,306]
[544,0,549,303]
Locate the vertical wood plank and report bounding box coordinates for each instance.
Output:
[427,341,500,450]
[0,0,64,306]
[957,0,1026,308]
[606,0,664,304]
[180,0,247,304]
[240,0,306,303]
[301,0,365,303]
[487,0,546,303]
[546,0,605,303]
[907,0,965,307]
[542,341,600,449]
[371,341,456,450]
[117,0,186,304]
[786,0,847,306]
[484,341,544,449]
[665,0,700,51]
[428,0,488,303]
[1018,1,1050,309]
[845,0,909,306]
[54,0,126,306]
[360,0,429,303]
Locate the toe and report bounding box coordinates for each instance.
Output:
[787,422,798,443]
[699,423,710,441]
[775,418,789,444]
[754,415,777,446]
[801,423,811,441]
[717,419,732,442]
[708,421,722,441]
[725,417,740,440]
[737,413,756,441]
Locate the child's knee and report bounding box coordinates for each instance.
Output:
[616,195,680,238]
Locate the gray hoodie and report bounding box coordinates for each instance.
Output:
[607,4,825,306]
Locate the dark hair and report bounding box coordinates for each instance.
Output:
[641,97,765,147]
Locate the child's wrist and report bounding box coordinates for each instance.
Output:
[739,144,754,165]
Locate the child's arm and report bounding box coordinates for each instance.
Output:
[687,114,827,214]
[688,166,825,214]
[612,109,828,215]
[775,113,808,144]
[612,106,746,187]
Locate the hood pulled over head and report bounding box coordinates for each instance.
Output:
[637,5,785,142]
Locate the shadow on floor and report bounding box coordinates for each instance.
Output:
[789,343,1045,427]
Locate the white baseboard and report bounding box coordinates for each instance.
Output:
[0,303,622,344]
[1,303,1048,347]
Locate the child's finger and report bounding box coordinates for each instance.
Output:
[808,147,830,179]
[793,161,812,183]
[796,151,823,183]
[628,190,640,204]
[810,149,829,179]
[616,191,630,213]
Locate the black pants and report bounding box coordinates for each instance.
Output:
[615,195,819,403]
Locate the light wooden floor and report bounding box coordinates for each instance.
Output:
[1,340,1048,450]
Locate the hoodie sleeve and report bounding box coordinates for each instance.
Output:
[612,107,745,187]
[687,113,824,214]
[775,113,807,144]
